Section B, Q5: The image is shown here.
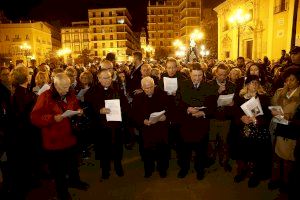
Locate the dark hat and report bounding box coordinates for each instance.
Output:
[290,46,300,54]
[245,75,260,85]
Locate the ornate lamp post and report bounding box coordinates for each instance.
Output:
[229,8,251,57]
[187,29,204,62]
[20,42,31,66]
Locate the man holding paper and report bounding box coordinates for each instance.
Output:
[177,63,216,180]
[132,76,170,178]
[84,69,128,180]
[158,58,186,149]
[31,73,88,200]
[207,64,235,172]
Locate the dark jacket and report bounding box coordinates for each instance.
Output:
[132,87,169,148]
[207,79,236,120]
[127,63,143,96]
[178,80,216,143]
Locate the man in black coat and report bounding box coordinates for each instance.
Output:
[177,63,216,180]
[85,69,128,180]
[132,76,170,178]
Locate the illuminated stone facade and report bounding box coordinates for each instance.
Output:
[214,0,299,60]
[0,21,61,65]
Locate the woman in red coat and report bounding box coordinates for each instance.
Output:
[31,73,88,200]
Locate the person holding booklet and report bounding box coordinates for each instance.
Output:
[207,63,236,172]
[158,58,186,149]
[84,68,128,180]
[268,68,300,192]
[231,74,272,188]
[177,63,216,180]
[132,76,170,178]
[31,73,89,200]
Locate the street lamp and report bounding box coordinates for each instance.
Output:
[144,45,154,60]
[57,48,72,64]
[20,42,31,66]
[200,45,210,60]
[173,39,186,60]
[228,8,251,57]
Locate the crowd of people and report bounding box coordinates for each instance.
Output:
[0,47,300,200]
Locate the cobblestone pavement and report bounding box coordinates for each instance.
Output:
[26,146,287,200]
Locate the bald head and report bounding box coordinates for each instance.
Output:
[54,73,71,96]
[141,76,155,97]
[100,60,114,73]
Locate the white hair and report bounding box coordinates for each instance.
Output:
[53,72,70,85]
[141,76,154,87]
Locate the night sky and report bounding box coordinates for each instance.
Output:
[1,0,224,31]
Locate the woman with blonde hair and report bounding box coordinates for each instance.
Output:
[231,75,272,188]
[229,67,242,84]
[32,71,50,95]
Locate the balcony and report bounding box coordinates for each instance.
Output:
[12,38,21,42]
[274,2,289,14]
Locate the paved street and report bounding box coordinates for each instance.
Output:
[26,146,286,200]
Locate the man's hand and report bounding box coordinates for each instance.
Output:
[77,109,83,116]
[192,111,205,118]
[187,107,199,115]
[228,101,234,106]
[159,114,166,122]
[241,115,253,124]
[218,84,226,94]
[54,114,64,122]
[133,89,143,95]
[144,119,153,126]
[100,108,111,114]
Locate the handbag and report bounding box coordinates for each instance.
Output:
[275,136,296,161]
[243,123,270,143]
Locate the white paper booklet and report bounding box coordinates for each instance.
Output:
[105,99,122,122]
[149,110,166,124]
[61,110,81,118]
[37,84,50,95]
[217,93,234,107]
[163,77,178,94]
[268,106,284,115]
[268,106,288,125]
[240,97,264,117]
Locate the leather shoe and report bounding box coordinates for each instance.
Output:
[196,172,205,180]
[144,171,152,178]
[248,176,260,188]
[159,171,167,178]
[69,180,89,190]
[177,170,188,179]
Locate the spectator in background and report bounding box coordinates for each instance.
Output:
[229,67,242,84]
[9,64,38,199]
[279,50,287,64]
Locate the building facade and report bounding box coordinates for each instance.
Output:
[214,0,299,61]
[88,8,140,61]
[147,0,206,54]
[0,21,61,65]
[61,21,90,60]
